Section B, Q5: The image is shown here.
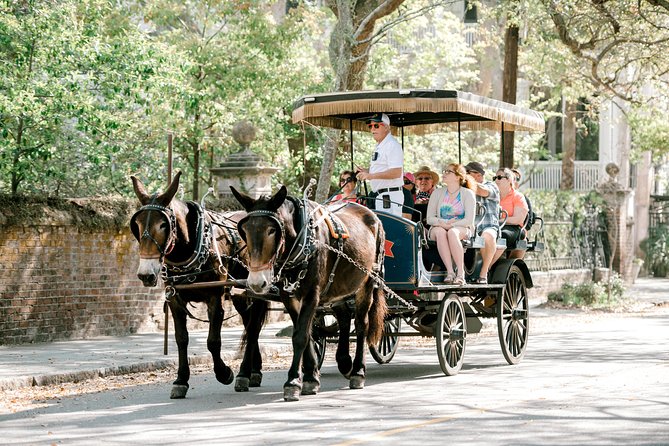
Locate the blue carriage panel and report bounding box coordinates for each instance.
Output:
[373,211,421,290]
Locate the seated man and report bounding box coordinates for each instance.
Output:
[465,161,500,284]
[492,167,529,264]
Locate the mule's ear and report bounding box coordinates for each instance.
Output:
[230,186,256,211]
[156,171,181,206]
[131,175,151,204]
[268,185,288,211]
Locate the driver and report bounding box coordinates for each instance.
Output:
[355,113,404,217]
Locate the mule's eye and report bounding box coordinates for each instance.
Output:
[267,227,276,236]
[160,221,168,229]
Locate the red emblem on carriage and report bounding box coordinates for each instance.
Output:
[384,239,395,258]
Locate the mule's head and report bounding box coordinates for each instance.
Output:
[130,171,187,287]
[231,185,289,294]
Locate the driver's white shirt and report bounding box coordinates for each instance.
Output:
[369,133,404,192]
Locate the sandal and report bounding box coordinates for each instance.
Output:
[475,276,488,284]
[444,274,456,284]
[452,276,466,286]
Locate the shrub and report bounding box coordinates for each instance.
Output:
[547,273,626,307]
[640,226,669,277]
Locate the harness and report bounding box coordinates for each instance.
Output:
[238,195,349,294]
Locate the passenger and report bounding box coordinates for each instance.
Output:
[332,170,358,202]
[413,165,439,205]
[426,163,476,285]
[355,113,404,217]
[511,168,536,233]
[402,172,416,219]
[492,167,529,264]
[403,172,416,197]
[412,165,439,224]
[464,161,500,284]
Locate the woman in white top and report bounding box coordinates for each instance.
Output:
[426,163,477,285]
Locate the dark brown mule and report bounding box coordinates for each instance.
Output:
[231,185,387,401]
[130,172,267,398]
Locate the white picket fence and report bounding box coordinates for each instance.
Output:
[523,161,602,191]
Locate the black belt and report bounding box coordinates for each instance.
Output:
[376,187,401,194]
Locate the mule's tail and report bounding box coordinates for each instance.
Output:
[367,221,387,346]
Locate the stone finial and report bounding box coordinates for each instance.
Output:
[231,120,256,150]
[605,162,620,181]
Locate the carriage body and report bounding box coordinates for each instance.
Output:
[294,89,545,375]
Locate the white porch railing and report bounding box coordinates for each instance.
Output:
[523,161,602,191]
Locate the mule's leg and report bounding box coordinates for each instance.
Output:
[282,294,317,402]
[300,331,321,396]
[332,304,353,378]
[169,300,191,399]
[234,298,267,392]
[207,294,234,386]
[349,282,375,390]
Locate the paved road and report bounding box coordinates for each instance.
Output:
[1,301,667,445]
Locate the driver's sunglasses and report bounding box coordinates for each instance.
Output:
[367,123,381,129]
[340,177,351,184]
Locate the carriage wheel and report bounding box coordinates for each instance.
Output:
[497,265,529,365]
[369,316,402,364]
[435,294,467,376]
[313,332,327,369]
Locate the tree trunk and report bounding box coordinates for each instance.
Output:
[500,24,519,168]
[314,0,407,202]
[561,99,577,190]
[192,140,200,200]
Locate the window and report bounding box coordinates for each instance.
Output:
[464,0,478,23]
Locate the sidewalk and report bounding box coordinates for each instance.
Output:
[1,277,667,392]
[0,322,293,391]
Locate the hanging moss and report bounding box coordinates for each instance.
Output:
[0,194,138,231]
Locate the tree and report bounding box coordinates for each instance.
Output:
[140,0,323,200]
[0,0,182,196]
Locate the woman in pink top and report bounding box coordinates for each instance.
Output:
[426,163,477,285]
[493,167,528,263]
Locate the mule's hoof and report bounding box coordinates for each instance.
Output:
[217,367,234,385]
[349,375,365,390]
[249,372,262,387]
[235,377,250,392]
[301,380,320,395]
[170,384,189,399]
[283,386,301,402]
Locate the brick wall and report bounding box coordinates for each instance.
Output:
[0,224,166,345]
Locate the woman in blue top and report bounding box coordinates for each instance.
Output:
[426,163,477,285]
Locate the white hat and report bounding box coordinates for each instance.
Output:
[367,113,390,126]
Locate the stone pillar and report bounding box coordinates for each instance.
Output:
[210,120,278,208]
[597,163,633,283]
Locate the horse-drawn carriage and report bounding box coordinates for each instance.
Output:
[290,89,545,375]
[130,89,545,401]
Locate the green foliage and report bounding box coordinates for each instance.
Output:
[547,273,626,308]
[640,226,669,278]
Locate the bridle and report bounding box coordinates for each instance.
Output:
[237,210,286,272]
[130,196,177,260]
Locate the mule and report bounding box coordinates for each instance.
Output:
[231,185,387,401]
[130,172,267,398]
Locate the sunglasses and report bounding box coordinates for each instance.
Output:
[493,175,508,181]
[404,179,413,185]
[367,123,382,129]
[442,169,454,175]
[416,176,432,181]
[340,177,351,183]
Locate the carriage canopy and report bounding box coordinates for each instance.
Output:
[291,89,545,135]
